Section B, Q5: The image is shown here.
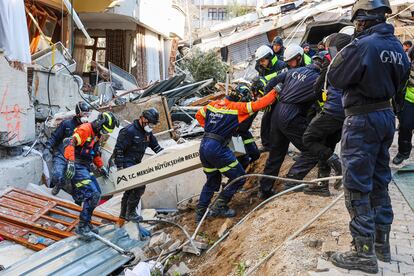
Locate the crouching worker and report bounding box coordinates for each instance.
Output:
[194,84,278,223]
[44,101,91,196]
[64,112,119,238]
[114,108,163,223]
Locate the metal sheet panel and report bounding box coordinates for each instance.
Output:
[1,225,143,276]
[393,165,414,210]
[228,33,269,64]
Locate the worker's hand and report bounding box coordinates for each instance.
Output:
[42,147,53,162]
[99,166,109,178]
[65,161,75,179]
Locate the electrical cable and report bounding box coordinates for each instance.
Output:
[46,62,99,115]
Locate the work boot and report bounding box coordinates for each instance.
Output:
[304,182,330,197]
[195,206,208,223]
[75,221,95,241]
[258,189,276,200]
[210,198,236,218]
[375,224,391,262]
[51,185,61,196]
[327,154,342,189]
[88,223,99,234]
[331,236,378,274]
[392,153,408,165]
[125,209,143,222]
[283,182,304,192]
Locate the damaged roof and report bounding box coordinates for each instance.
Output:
[1,225,144,276]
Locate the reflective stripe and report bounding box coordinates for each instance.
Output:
[75,179,91,188]
[73,133,82,145]
[207,105,238,115]
[271,55,278,65]
[405,86,414,104]
[243,138,255,144]
[203,167,217,173]
[103,125,113,133]
[304,54,312,65]
[200,108,206,118]
[318,100,325,107]
[104,112,112,127]
[219,160,239,173]
[322,90,327,102]
[265,72,277,81]
[246,102,253,114]
[260,78,267,86]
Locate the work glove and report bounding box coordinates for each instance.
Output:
[99,166,109,178]
[138,224,151,239]
[65,161,75,179]
[42,147,53,162]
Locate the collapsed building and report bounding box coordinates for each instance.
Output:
[0,0,414,275]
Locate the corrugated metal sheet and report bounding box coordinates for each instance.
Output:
[228,33,268,64]
[1,225,144,276]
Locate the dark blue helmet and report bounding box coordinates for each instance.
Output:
[142,108,160,124]
[351,0,391,22]
[251,76,267,96]
[272,36,283,46]
[75,101,91,116]
[228,84,252,102]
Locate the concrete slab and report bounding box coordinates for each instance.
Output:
[0,154,43,190]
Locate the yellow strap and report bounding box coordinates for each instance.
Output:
[265,72,277,81]
[203,167,218,173]
[243,138,255,145]
[219,160,239,173]
[75,179,91,188]
[246,102,253,114]
[322,90,327,102]
[73,133,82,146]
[207,105,238,115]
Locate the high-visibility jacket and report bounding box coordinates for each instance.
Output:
[196,90,277,140]
[405,61,414,103]
[64,123,103,168]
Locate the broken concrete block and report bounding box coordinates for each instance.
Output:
[0,154,43,190]
[182,245,200,255]
[149,232,167,248]
[152,246,162,255]
[193,241,208,250]
[217,218,232,238]
[168,239,181,252]
[167,262,191,276]
[160,235,175,250]
[141,209,157,220]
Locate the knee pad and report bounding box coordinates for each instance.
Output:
[344,188,371,219]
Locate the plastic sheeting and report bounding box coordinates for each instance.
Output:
[0,0,31,63]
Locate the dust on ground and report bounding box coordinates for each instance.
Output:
[156,151,351,276]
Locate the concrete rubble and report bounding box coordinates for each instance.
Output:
[167,262,191,276]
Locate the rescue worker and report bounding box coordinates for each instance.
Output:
[254,45,285,151]
[271,36,285,61]
[194,82,278,222]
[317,41,326,53]
[64,111,119,238]
[403,40,412,53]
[259,44,321,199]
[302,42,314,64]
[393,46,414,165]
[43,102,91,196]
[233,84,260,169]
[327,0,410,273]
[302,33,353,197]
[114,108,163,222]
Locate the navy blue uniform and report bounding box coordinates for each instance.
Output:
[328,23,410,238]
[236,113,260,169]
[114,120,163,219]
[261,65,320,192]
[46,117,81,189]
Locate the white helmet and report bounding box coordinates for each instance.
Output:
[255,45,273,61]
[339,26,355,36]
[284,44,304,61]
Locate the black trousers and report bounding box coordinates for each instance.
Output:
[260,105,274,150]
[260,113,319,192]
[120,186,146,218]
[302,112,343,160]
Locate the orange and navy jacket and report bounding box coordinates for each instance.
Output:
[196,89,277,139]
[64,122,103,168]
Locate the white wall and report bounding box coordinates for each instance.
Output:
[145,29,161,83]
[192,0,257,6]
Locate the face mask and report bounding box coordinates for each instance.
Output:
[144,125,153,133]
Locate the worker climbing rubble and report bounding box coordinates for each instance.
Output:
[114,108,163,224]
[194,81,278,223]
[327,0,410,273]
[64,111,119,238]
[43,102,91,196]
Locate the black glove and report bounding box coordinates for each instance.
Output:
[65,161,75,179]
